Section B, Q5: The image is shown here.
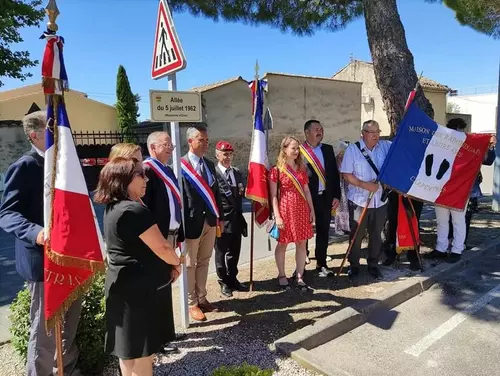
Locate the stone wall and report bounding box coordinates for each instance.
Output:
[0,123,31,175]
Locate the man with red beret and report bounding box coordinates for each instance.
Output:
[214,141,248,297]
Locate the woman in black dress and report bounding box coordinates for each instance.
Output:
[94,157,181,376]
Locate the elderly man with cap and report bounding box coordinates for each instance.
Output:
[214,141,248,297]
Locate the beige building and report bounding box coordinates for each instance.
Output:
[333,60,450,135]
[0,84,119,132]
[190,72,362,174]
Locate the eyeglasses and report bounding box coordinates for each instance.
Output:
[363,130,381,134]
[134,170,146,179]
[156,142,176,150]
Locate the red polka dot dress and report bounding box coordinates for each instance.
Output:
[269,166,314,244]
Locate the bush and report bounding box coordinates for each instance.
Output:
[211,362,273,376]
[9,274,108,375]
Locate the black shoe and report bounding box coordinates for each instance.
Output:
[409,261,421,271]
[232,281,248,292]
[383,254,396,267]
[446,253,462,263]
[347,266,359,282]
[160,344,180,354]
[175,333,187,341]
[221,285,233,297]
[424,250,448,259]
[368,267,384,281]
[316,266,334,277]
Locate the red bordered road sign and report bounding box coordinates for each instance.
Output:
[151,0,187,79]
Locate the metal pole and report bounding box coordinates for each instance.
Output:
[249,202,255,291]
[492,60,500,212]
[167,73,189,329]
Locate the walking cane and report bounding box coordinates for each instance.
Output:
[336,190,375,277]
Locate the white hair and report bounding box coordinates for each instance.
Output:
[23,111,46,142]
[186,124,208,142]
[147,131,169,152]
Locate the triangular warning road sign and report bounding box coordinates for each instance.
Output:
[151,0,187,79]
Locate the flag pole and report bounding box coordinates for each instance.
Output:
[42,1,64,375]
[337,75,423,278]
[248,60,260,292]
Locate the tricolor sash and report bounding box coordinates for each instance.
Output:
[300,143,326,186]
[181,159,220,218]
[281,165,307,202]
[143,158,182,222]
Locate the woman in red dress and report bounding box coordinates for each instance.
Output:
[270,136,315,290]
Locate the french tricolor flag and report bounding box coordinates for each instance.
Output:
[379,101,491,210]
[245,78,270,226]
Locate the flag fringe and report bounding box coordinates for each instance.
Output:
[44,269,103,333]
[47,248,106,272]
[245,194,268,205]
[395,245,416,254]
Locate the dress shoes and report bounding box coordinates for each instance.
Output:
[232,281,248,291]
[199,301,219,313]
[368,266,384,281]
[189,305,207,322]
[159,344,179,355]
[221,285,233,298]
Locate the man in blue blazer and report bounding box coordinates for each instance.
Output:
[0,111,82,376]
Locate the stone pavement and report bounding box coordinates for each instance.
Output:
[1,197,499,375]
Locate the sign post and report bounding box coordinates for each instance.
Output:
[493,60,500,212]
[151,0,189,329]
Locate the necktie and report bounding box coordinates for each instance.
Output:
[225,169,234,186]
[198,159,209,183]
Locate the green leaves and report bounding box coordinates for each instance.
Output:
[168,0,363,35]
[0,0,45,86]
[427,0,499,38]
[211,362,273,376]
[116,65,140,138]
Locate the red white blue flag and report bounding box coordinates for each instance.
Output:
[246,78,269,226]
[379,101,491,210]
[43,33,104,329]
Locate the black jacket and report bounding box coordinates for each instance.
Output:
[215,165,248,236]
[305,143,341,204]
[0,149,44,282]
[142,163,185,243]
[181,154,223,239]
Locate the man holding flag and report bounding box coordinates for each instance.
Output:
[0,111,83,375]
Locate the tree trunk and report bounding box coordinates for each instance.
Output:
[362,0,434,137]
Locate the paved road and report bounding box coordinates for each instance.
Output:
[310,248,500,376]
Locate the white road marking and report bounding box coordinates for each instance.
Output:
[404,283,500,357]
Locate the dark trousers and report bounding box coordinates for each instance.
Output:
[215,230,242,288]
[312,193,332,268]
[449,197,476,245]
[385,192,423,264]
[27,282,82,376]
[348,201,387,268]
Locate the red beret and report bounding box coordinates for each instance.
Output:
[216,141,233,152]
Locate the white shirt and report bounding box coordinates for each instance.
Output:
[340,139,391,208]
[187,151,213,186]
[306,142,325,193]
[218,163,236,187]
[33,145,44,158]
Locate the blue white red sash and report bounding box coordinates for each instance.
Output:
[181,159,220,218]
[144,158,182,205]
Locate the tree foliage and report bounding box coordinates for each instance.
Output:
[0,0,45,87]
[116,65,140,136]
[433,0,500,38]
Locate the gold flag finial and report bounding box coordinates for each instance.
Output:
[254,59,259,80]
[45,0,60,32]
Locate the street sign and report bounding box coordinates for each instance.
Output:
[149,90,202,122]
[151,0,186,79]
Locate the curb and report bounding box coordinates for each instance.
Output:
[274,237,500,375]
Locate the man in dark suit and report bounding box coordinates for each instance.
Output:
[142,131,186,353]
[301,120,342,277]
[181,124,224,322]
[213,141,248,297]
[0,111,82,376]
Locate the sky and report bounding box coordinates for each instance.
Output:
[2,0,499,121]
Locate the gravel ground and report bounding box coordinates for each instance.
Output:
[1,202,499,376]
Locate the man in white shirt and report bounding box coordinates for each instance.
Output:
[340,120,391,281]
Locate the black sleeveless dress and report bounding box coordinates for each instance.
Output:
[103,199,175,359]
